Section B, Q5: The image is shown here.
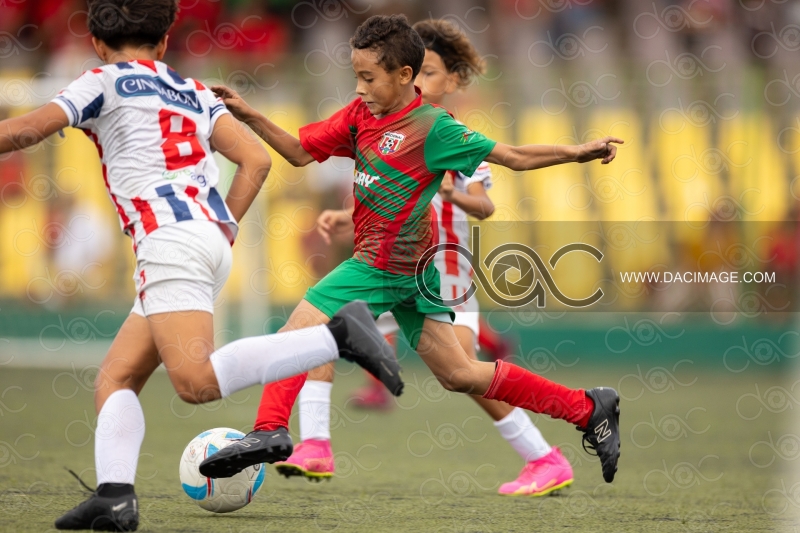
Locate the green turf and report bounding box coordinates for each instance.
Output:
[1,364,798,532]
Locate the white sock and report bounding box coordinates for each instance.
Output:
[210,325,338,398]
[95,389,145,486]
[299,380,333,441]
[493,407,552,462]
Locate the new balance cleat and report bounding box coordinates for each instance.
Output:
[55,485,138,531]
[498,447,573,496]
[578,387,620,483]
[328,301,403,396]
[275,439,334,481]
[199,426,292,479]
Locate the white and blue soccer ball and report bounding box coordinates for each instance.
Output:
[179,427,265,513]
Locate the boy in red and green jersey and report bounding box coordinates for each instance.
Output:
[301,87,494,275]
[295,88,496,350]
[200,14,623,485]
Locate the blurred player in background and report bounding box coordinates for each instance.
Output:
[283,19,574,497]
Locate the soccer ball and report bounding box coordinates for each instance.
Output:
[179,427,265,513]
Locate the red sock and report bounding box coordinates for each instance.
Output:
[482,360,594,426]
[253,373,307,432]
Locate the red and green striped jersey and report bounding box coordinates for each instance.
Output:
[299,89,496,275]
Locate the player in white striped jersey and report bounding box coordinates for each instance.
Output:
[275,18,572,498]
[0,1,401,529]
[430,162,493,329]
[52,59,239,250]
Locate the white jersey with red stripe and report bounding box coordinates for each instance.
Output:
[431,162,492,289]
[51,59,237,250]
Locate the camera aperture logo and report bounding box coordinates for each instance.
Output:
[416,226,604,309]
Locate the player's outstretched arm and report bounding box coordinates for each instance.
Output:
[0,103,70,154]
[485,136,624,171]
[210,113,272,222]
[211,85,315,167]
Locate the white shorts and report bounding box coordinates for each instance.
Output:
[131,220,232,317]
[445,282,479,337]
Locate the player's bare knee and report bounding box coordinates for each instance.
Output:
[446,378,472,394]
[437,376,458,392]
[441,366,483,394]
[171,370,220,405]
[179,392,205,405]
[174,383,220,405]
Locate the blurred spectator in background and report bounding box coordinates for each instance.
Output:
[32,194,113,309]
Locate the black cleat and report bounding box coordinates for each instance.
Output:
[328,301,403,396]
[578,387,620,483]
[55,485,138,531]
[199,427,292,479]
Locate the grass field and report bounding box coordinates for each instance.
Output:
[1,362,799,532]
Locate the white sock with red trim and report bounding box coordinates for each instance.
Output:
[493,407,552,462]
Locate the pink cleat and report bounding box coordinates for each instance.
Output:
[350,383,393,410]
[498,447,574,496]
[274,439,334,481]
[350,373,394,410]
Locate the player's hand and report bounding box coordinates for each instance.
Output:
[317,209,354,245]
[575,137,624,164]
[438,171,455,201]
[211,85,256,122]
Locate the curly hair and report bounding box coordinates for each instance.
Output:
[87,0,177,50]
[412,19,486,88]
[350,15,425,78]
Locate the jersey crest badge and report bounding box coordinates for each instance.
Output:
[378,131,405,155]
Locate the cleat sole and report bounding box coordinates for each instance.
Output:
[200,442,291,478]
[501,479,573,498]
[275,463,333,480]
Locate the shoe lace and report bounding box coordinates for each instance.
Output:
[66,467,96,494]
[579,430,599,457]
